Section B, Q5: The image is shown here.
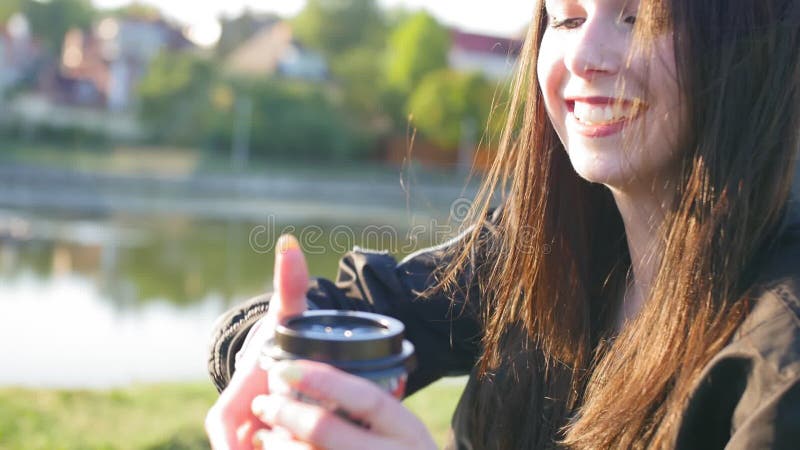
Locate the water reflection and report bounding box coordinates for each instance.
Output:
[0,274,225,387]
[0,208,434,387]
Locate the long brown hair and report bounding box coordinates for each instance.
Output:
[424,0,800,448]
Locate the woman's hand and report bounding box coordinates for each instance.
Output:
[249,359,438,450]
[206,234,311,449]
[205,233,436,450]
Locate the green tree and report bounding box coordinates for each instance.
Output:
[108,3,161,20]
[291,0,390,134]
[240,79,363,161]
[21,0,95,52]
[407,69,494,149]
[329,47,387,122]
[138,51,217,146]
[138,52,366,161]
[292,0,387,57]
[0,0,24,23]
[385,11,450,96]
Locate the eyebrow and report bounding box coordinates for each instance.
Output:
[545,0,640,13]
[545,0,574,7]
[543,0,571,14]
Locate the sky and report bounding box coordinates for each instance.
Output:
[91,0,533,47]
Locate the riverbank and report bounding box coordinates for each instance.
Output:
[0,145,485,224]
[0,378,466,449]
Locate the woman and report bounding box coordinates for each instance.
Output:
[206,0,800,448]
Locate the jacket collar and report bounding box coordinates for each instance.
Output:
[774,195,800,240]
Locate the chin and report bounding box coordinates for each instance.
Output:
[575,168,629,187]
[565,148,631,187]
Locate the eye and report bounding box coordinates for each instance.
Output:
[622,15,637,25]
[549,16,586,30]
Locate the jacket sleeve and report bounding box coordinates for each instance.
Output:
[207,206,502,395]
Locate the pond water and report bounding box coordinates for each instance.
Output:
[0,207,451,388]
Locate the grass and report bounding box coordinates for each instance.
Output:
[0,378,466,449]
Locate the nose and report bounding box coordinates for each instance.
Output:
[563,18,623,79]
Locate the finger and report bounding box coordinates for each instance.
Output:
[271,234,310,323]
[252,394,395,450]
[239,234,310,369]
[205,357,269,449]
[235,313,277,370]
[267,360,426,439]
[252,429,319,450]
[206,403,261,450]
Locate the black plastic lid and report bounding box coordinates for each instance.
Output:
[269,310,413,370]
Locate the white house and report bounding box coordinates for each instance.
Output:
[0,14,38,100]
[224,21,328,82]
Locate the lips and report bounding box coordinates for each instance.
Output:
[564,96,647,138]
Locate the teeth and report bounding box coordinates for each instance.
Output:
[573,102,634,125]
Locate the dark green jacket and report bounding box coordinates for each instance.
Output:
[208,201,800,449]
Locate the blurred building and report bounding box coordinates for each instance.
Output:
[4,10,329,144]
[3,15,195,140]
[448,29,523,82]
[217,12,280,57]
[0,14,40,101]
[46,15,194,111]
[223,21,328,82]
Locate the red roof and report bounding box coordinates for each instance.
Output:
[451,29,523,57]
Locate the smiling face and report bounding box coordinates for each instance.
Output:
[538,0,684,191]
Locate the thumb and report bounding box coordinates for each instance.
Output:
[234,234,311,371]
[270,234,310,324]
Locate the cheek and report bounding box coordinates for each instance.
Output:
[647,39,686,153]
[647,40,680,106]
[537,35,566,129]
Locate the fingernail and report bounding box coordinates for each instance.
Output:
[252,429,269,450]
[252,395,281,422]
[278,362,304,386]
[268,361,303,392]
[276,234,300,255]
